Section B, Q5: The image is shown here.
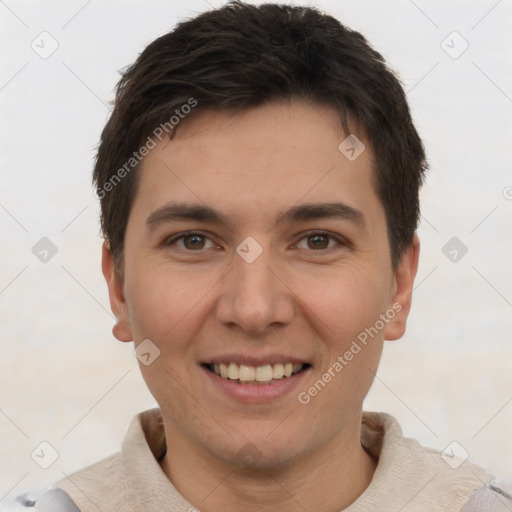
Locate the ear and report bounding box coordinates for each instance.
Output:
[101,242,133,342]
[384,234,420,341]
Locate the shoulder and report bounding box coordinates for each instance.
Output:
[359,412,503,511]
[4,409,165,512]
[461,479,512,511]
[53,452,136,512]
[1,454,131,512]
[53,409,159,511]
[1,453,132,512]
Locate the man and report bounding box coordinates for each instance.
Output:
[10,1,510,510]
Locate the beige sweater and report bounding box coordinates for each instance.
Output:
[54,408,495,511]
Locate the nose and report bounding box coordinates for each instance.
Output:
[214,243,295,335]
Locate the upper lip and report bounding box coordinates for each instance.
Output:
[203,354,310,366]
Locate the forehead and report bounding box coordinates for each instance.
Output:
[130,100,382,231]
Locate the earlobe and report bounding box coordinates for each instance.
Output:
[101,242,133,342]
[384,234,420,341]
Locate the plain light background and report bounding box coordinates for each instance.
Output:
[1,0,511,505]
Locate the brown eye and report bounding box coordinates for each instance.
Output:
[307,234,330,250]
[165,232,216,251]
[182,234,206,250]
[295,232,343,251]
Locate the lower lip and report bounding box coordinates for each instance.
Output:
[201,365,310,403]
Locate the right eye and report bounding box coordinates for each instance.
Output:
[164,232,218,251]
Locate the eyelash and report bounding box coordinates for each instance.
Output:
[164,230,349,253]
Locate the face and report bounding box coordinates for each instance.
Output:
[103,99,419,469]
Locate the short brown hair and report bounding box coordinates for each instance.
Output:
[94,1,427,275]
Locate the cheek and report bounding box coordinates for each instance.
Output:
[124,263,217,352]
[295,265,392,344]
[124,266,209,405]
[125,279,168,341]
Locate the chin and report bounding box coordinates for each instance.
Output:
[215,429,308,471]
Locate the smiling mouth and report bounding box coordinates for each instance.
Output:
[204,362,310,385]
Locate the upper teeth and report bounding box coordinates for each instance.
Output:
[212,362,304,382]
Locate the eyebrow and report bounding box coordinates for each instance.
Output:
[145,201,366,232]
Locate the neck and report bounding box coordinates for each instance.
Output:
[160,413,377,512]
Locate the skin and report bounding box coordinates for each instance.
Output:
[102,99,420,511]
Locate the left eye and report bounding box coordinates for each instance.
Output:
[294,232,342,251]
